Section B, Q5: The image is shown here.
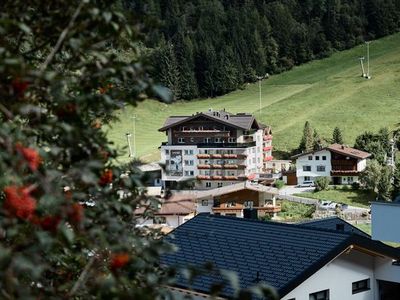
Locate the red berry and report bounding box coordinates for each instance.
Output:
[15,143,41,171]
[12,78,29,97]
[99,169,113,186]
[110,253,130,271]
[4,185,37,220]
[68,203,84,224]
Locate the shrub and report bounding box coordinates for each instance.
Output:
[314,177,330,191]
[275,179,285,189]
[352,182,361,190]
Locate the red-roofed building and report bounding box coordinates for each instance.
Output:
[292,144,371,185]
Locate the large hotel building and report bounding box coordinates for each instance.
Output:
[159,109,273,189]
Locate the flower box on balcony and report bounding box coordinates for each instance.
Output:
[263,146,273,151]
[211,154,222,158]
[197,164,211,169]
[211,175,223,180]
[264,156,273,162]
[197,154,211,159]
[263,135,273,141]
[224,164,238,169]
[197,175,211,180]
[211,164,223,169]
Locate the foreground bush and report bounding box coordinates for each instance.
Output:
[314,177,330,191]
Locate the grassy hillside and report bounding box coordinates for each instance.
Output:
[107,33,400,164]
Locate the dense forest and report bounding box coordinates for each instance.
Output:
[126,0,400,100]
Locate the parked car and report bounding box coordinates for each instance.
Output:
[297,181,314,187]
[319,201,338,210]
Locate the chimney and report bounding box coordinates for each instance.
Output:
[336,223,345,231]
[341,145,345,149]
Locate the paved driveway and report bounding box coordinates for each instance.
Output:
[279,185,314,195]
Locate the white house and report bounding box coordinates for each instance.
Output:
[292,144,371,185]
[162,215,400,300]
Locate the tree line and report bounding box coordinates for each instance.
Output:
[126,0,400,100]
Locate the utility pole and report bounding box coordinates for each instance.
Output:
[256,74,268,118]
[132,115,137,158]
[365,41,371,79]
[126,133,133,157]
[359,57,366,77]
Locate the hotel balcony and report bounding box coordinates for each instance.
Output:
[212,203,281,214]
[176,130,231,138]
[264,156,273,162]
[263,135,273,141]
[263,146,273,151]
[199,164,245,170]
[196,175,240,181]
[196,142,256,148]
[197,153,246,159]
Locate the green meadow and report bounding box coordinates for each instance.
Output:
[107,33,400,164]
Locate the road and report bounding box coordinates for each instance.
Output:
[279,185,369,213]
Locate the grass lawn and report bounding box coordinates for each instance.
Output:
[354,223,400,247]
[294,187,375,208]
[107,33,400,164]
[276,200,315,222]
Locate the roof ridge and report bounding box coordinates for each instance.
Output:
[191,214,353,237]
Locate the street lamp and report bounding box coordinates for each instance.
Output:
[126,132,133,157]
[132,114,137,158]
[365,41,371,79]
[358,57,366,77]
[256,74,269,118]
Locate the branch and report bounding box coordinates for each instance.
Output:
[39,1,85,75]
[68,255,96,297]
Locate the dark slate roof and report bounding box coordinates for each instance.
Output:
[162,214,400,298]
[298,217,370,238]
[159,110,261,131]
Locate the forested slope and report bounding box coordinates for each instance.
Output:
[127,0,400,100]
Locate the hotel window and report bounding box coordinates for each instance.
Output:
[317,166,325,172]
[309,289,329,300]
[304,176,311,181]
[348,177,354,183]
[204,137,211,143]
[184,160,194,166]
[215,138,222,143]
[308,156,313,160]
[322,156,327,160]
[352,279,370,294]
[190,137,194,142]
[201,200,208,206]
[178,138,185,143]
[165,150,169,155]
[217,182,223,187]
[205,182,211,188]
[228,137,236,143]
[303,165,311,171]
[184,150,194,155]
[315,156,320,160]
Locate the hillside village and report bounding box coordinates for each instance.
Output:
[133,108,400,298]
[2,1,400,299]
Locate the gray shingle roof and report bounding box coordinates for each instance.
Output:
[159,110,260,131]
[298,217,370,238]
[161,214,400,298]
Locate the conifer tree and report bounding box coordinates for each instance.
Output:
[299,121,314,152]
[313,129,322,150]
[332,127,344,144]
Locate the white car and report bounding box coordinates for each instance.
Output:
[297,181,314,187]
[319,201,338,210]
